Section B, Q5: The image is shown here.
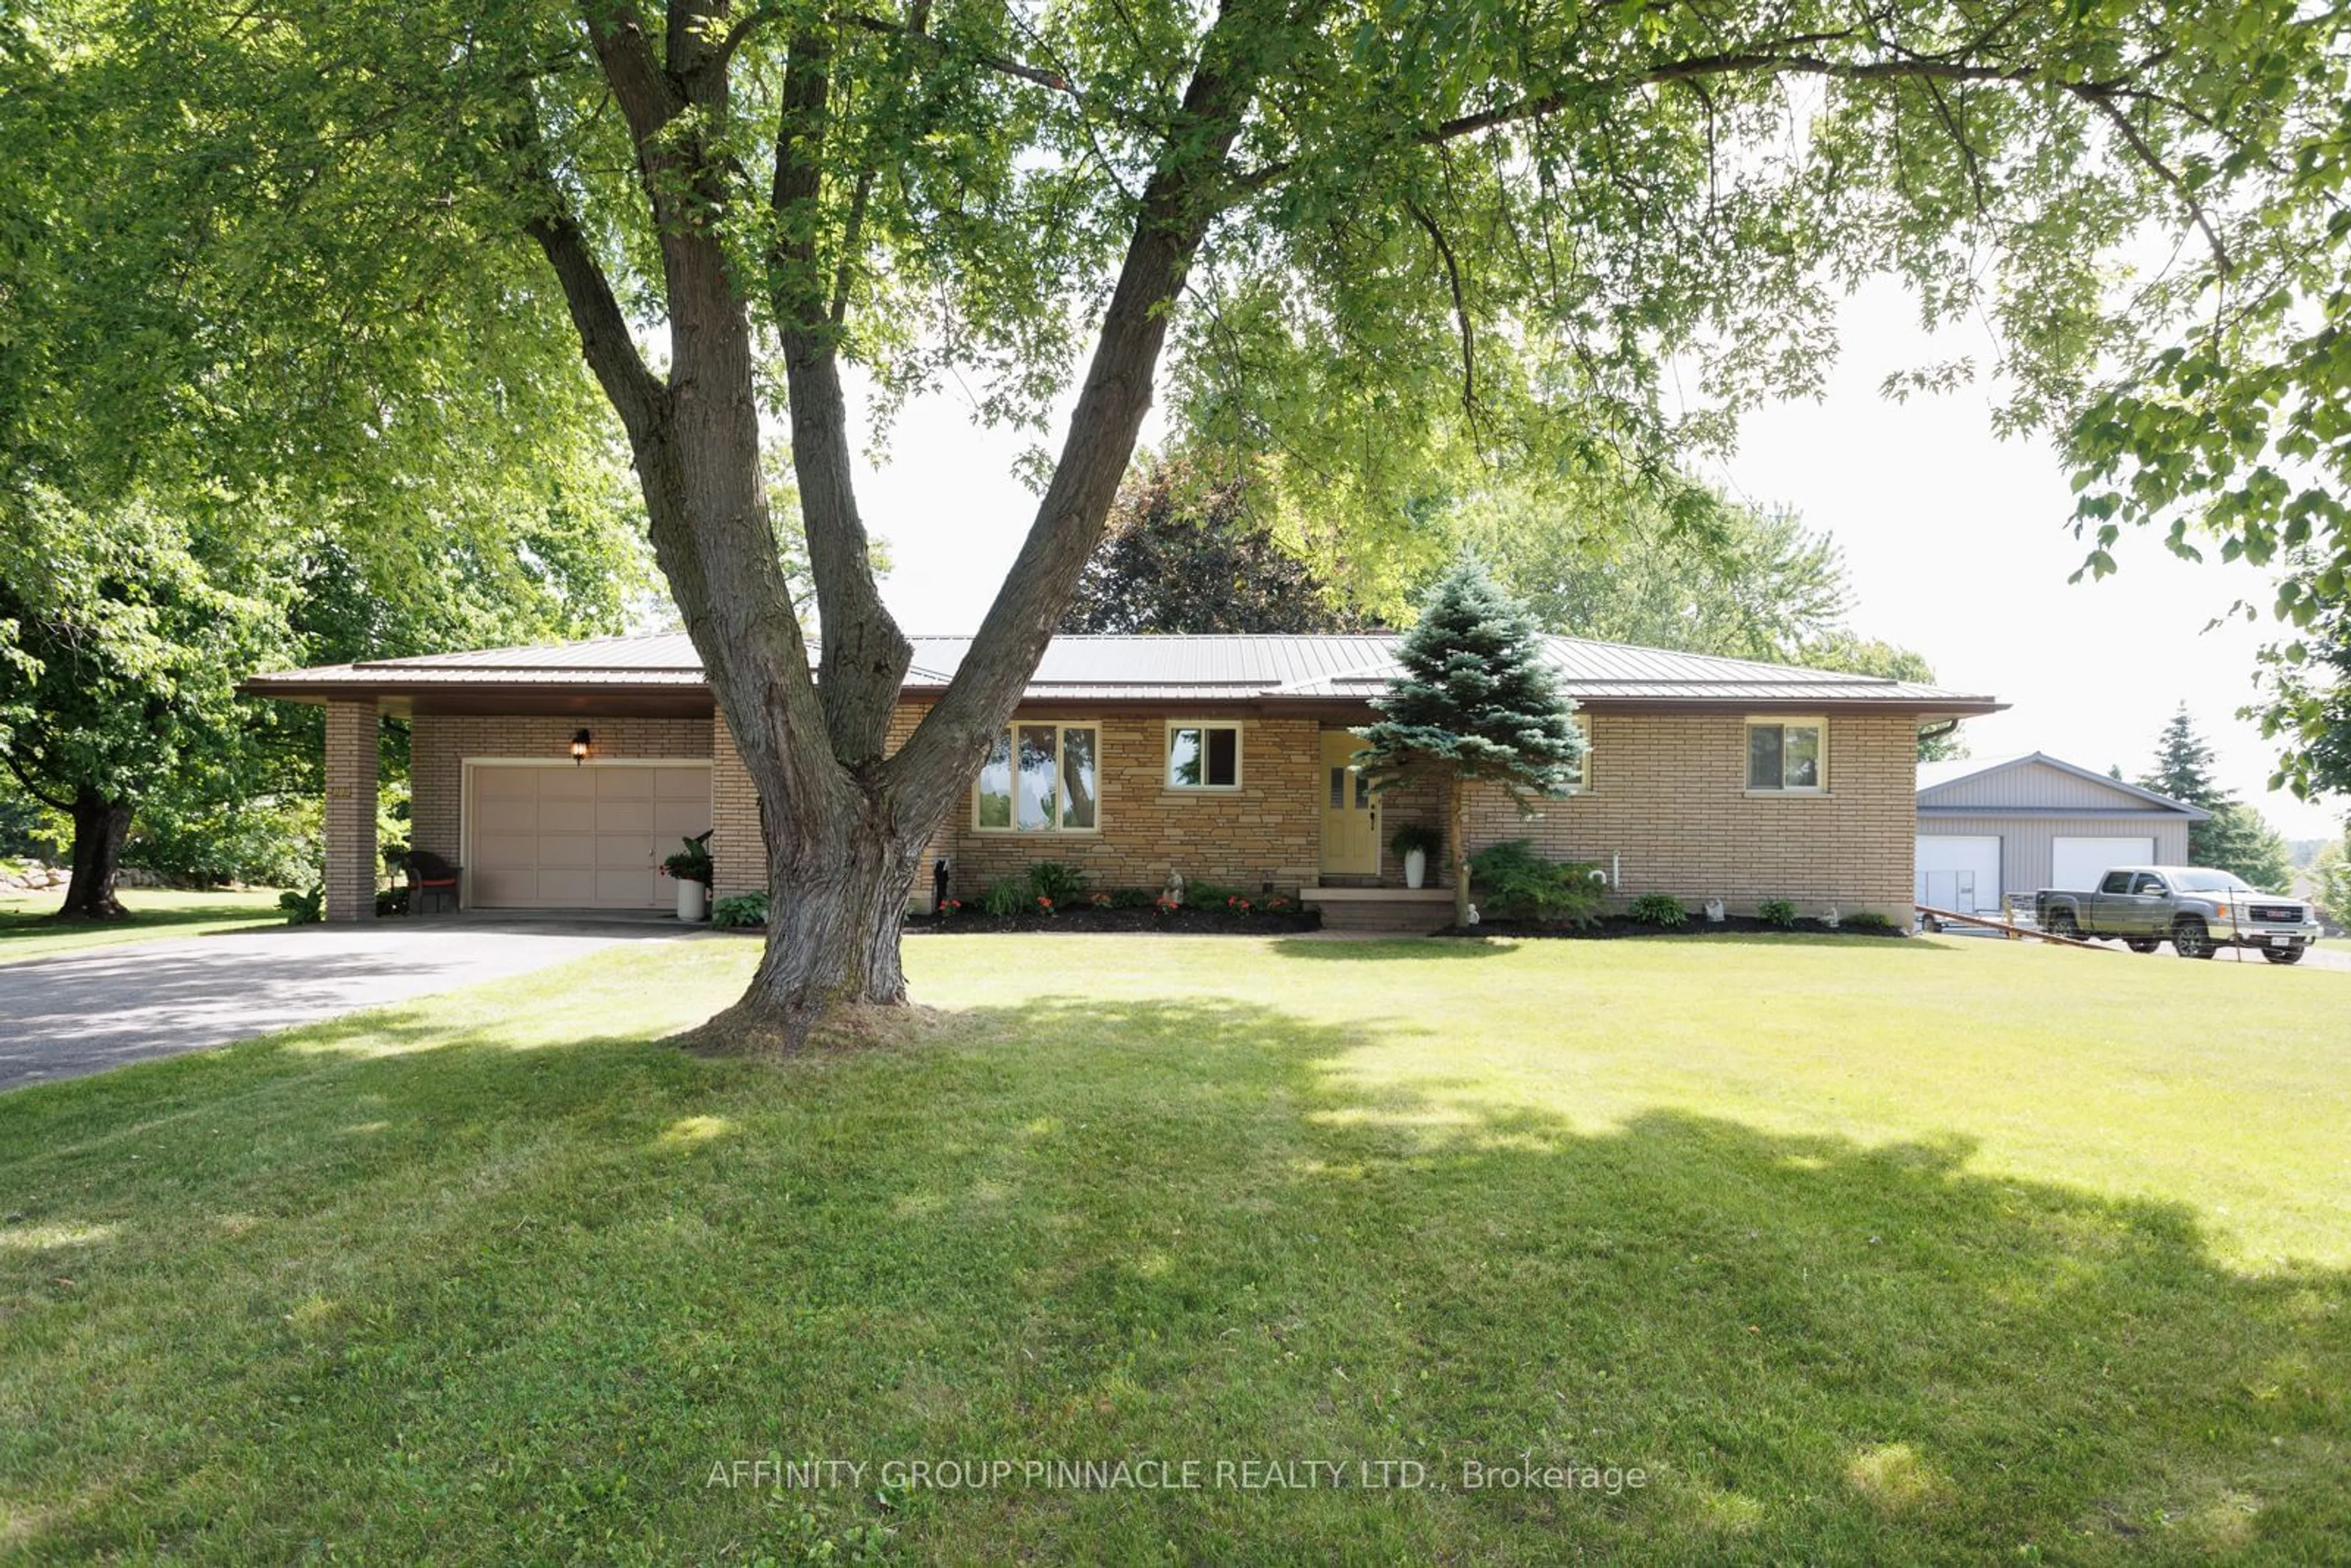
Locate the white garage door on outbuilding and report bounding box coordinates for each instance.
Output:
[2049,835,2156,894]
[466,761,712,910]
[1918,754,2205,912]
[1916,835,2001,913]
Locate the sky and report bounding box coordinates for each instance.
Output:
[846,280,2347,842]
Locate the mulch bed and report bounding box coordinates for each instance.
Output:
[1435,914,1907,940]
[906,906,1321,936]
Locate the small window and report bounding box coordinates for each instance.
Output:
[975,723,1098,831]
[1168,723,1242,790]
[2099,871,2134,895]
[1562,712,1589,792]
[1746,719,1826,792]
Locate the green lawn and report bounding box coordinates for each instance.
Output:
[0,887,284,964]
[3,934,2347,1561]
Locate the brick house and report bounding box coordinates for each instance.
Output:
[243,632,2001,931]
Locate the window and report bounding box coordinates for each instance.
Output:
[1745,719,1826,792]
[1168,722,1242,790]
[976,723,1098,831]
[2099,871,2134,895]
[1561,713,1589,792]
[2130,872,2167,895]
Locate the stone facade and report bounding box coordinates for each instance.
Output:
[1459,709,1918,919]
[710,704,1324,902]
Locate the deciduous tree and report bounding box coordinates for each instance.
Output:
[63,0,2349,1043]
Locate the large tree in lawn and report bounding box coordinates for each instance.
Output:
[138,0,2347,1045]
[1,13,650,920]
[1357,560,1586,928]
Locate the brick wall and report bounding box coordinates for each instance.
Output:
[408,713,714,868]
[710,704,1920,917]
[711,705,1324,901]
[1460,710,1918,919]
[324,699,378,923]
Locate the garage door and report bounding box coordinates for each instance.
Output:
[1916,835,2000,913]
[2050,835,2155,893]
[467,763,712,910]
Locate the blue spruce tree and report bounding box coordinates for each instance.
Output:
[1357,558,1586,926]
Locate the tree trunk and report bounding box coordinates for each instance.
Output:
[530,1,1277,1051]
[59,789,133,921]
[1452,776,1471,929]
[676,782,931,1052]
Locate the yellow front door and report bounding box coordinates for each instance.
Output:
[1319,731,1380,876]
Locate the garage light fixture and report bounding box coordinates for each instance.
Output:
[571,728,593,765]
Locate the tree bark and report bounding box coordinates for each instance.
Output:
[525,0,1278,1051]
[1452,776,1471,929]
[59,789,133,921]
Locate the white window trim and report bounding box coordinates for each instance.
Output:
[1164,719,1246,793]
[971,721,1104,835]
[1560,712,1591,793]
[1742,716,1830,796]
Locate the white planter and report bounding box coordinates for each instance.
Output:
[676,879,710,921]
[1403,849,1428,890]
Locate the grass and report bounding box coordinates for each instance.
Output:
[0,888,285,965]
[2,933,2347,1562]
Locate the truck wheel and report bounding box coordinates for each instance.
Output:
[2262,945,2304,965]
[2126,939,2160,954]
[2172,918,2214,959]
[2045,909,2080,939]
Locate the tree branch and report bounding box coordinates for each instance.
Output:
[771,27,913,761]
[519,193,670,449]
[1406,197,1477,430]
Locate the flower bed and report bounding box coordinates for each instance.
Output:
[910,890,1319,936]
[1438,913,1905,940]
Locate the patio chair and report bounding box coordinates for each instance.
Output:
[398,849,462,915]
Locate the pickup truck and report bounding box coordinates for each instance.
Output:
[2034,866,2321,962]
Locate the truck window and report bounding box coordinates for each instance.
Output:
[2099,871,2134,895]
[2131,872,2167,895]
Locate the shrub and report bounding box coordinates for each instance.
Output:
[981,877,1027,918]
[278,885,323,925]
[1027,862,1087,904]
[1627,893,1687,928]
[1387,822,1443,859]
[374,887,411,917]
[1757,898,1801,928]
[1468,840,1607,927]
[1185,881,1240,909]
[661,831,714,886]
[1108,887,1158,910]
[711,892,769,928]
[1842,910,1899,932]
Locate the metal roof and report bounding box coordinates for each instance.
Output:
[1917,751,2208,814]
[245,631,2002,711]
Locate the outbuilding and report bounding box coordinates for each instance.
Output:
[1914,752,2209,915]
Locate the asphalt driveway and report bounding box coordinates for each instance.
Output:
[0,918,696,1092]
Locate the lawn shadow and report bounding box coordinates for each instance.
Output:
[2,988,2345,1562]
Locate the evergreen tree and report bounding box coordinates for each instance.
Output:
[2139,705,2224,808]
[1358,560,1586,927]
[2131,706,2295,886]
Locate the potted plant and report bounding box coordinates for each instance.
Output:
[1389,823,1443,890]
[662,831,714,921]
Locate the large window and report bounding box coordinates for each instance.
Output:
[1167,722,1242,790]
[1746,719,1826,793]
[977,723,1098,831]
